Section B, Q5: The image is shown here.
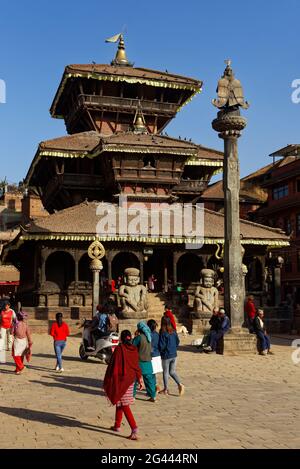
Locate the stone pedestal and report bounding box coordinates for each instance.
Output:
[222,329,257,355]
[118,318,147,334]
[92,269,100,316]
[190,317,210,334]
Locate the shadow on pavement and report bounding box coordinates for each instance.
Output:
[0,406,127,439]
[177,344,203,354]
[271,335,298,347]
[29,375,105,396]
[32,353,82,362]
[26,365,56,372]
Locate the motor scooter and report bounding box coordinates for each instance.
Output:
[79,319,119,364]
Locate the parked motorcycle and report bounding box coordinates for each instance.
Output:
[79,318,119,364]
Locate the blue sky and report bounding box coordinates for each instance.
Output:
[0,0,300,184]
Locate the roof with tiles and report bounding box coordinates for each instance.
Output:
[0,264,20,282]
[65,64,201,87]
[19,201,288,244]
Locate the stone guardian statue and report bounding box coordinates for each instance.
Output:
[193,268,219,318]
[119,267,148,319]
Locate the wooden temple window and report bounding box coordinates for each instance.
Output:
[143,155,156,168]
[122,83,139,99]
[272,184,288,200]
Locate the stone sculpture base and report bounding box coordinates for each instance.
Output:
[120,311,147,320]
[190,317,211,334]
[221,328,257,355]
[118,318,147,335]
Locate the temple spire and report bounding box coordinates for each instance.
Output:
[105,33,133,67]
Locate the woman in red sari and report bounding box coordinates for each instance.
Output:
[103,330,143,440]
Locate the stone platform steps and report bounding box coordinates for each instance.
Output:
[147,292,166,323]
[22,306,90,335]
[22,292,190,334]
[27,319,82,335]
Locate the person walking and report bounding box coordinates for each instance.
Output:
[50,312,70,372]
[148,274,156,292]
[110,279,116,294]
[147,319,163,393]
[158,316,184,396]
[11,311,33,375]
[0,301,17,353]
[133,321,157,402]
[103,330,143,440]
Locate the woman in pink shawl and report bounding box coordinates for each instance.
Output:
[12,311,33,375]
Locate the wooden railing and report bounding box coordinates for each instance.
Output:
[44,173,104,199]
[63,173,104,187]
[173,179,208,192]
[71,94,178,115]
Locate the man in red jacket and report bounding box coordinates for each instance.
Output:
[0,301,17,351]
[245,295,256,333]
[50,313,70,372]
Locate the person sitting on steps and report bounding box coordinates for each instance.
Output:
[253,309,274,356]
[203,308,230,353]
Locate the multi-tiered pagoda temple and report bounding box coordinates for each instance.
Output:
[3,37,288,320]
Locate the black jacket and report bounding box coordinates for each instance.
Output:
[209,315,222,331]
[253,316,265,333]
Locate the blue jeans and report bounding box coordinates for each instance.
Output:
[162,358,181,389]
[256,331,270,351]
[54,340,66,369]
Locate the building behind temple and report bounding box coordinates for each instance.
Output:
[252,145,300,329]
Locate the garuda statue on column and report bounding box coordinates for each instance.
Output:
[212,60,249,110]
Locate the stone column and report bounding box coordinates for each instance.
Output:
[274,267,281,307]
[107,256,112,283]
[91,266,101,315]
[88,239,105,317]
[164,256,168,293]
[257,255,266,293]
[173,252,179,286]
[139,260,144,285]
[40,248,47,285]
[212,112,247,329]
[74,252,79,284]
[212,61,252,342]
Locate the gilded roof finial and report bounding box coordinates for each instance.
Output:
[212,60,249,110]
[105,33,133,67]
[133,102,148,134]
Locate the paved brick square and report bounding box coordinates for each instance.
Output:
[0,333,299,449]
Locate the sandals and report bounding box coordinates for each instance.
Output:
[127,428,138,440]
[110,426,120,432]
